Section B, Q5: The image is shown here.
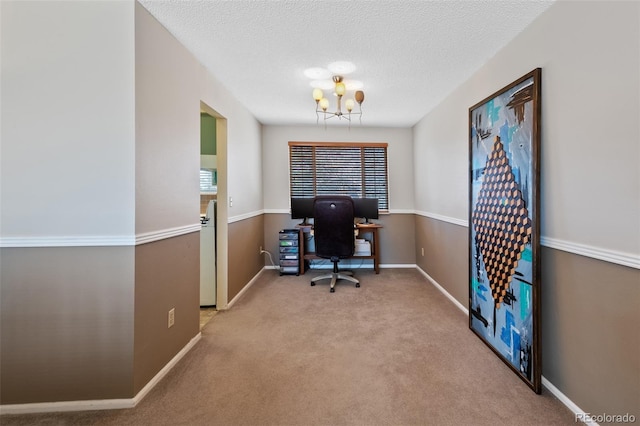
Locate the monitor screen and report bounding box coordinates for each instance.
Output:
[290,197,314,223]
[354,198,379,223]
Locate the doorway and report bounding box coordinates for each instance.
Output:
[199,102,229,326]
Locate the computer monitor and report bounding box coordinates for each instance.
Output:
[354,198,379,224]
[290,197,314,225]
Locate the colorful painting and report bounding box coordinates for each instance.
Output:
[468,68,541,393]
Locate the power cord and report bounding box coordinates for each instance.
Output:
[260,249,277,268]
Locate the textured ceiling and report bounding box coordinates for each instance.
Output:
[138,0,554,128]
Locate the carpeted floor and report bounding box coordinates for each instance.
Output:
[1,268,576,425]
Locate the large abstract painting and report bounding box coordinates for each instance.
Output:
[468,68,541,393]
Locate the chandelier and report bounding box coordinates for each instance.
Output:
[312,75,365,126]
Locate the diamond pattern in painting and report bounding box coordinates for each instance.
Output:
[472,136,532,309]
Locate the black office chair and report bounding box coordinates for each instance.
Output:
[310,196,360,293]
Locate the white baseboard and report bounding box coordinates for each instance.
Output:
[223,267,266,310]
[380,263,416,269]
[414,265,591,424]
[541,377,598,426]
[415,266,468,314]
[0,333,202,415]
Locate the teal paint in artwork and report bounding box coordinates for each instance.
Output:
[520,282,531,320]
[472,277,488,301]
[521,247,532,262]
[487,99,501,123]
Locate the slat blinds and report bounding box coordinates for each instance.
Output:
[288,142,389,210]
[200,168,216,192]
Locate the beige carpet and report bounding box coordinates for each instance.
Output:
[1,268,576,425]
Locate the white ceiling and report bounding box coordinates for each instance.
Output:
[138,0,554,128]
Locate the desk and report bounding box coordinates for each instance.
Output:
[298,223,383,274]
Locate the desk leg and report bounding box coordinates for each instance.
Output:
[373,229,380,274]
[298,228,305,275]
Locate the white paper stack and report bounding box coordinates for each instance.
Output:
[354,239,371,256]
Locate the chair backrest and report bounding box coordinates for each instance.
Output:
[313,196,355,259]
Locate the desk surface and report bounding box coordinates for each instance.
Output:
[296,222,382,229]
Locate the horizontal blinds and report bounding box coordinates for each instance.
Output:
[200,169,216,192]
[289,145,315,198]
[363,147,388,207]
[289,142,389,210]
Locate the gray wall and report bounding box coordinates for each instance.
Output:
[413,0,640,419]
[135,1,200,235]
[0,1,136,238]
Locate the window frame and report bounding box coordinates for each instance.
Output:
[288,141,389,211]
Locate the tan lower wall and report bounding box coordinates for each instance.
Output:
[415,215,468,304]
[541,249,640,420]
[0,246,135,404]
[228,215,265,302]
[263,213,416,269]
[415,215,640,419]
[133,232,200,394]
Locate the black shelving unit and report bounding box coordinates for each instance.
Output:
[279,229,300,275]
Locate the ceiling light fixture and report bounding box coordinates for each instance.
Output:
[312,75,365,128]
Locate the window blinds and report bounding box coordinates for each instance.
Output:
[288,142,389,210]
[200,169,216,192]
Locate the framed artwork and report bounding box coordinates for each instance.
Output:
[468,68,542,393]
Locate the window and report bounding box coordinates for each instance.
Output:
[288,141,389,210]
[200,168,217,193]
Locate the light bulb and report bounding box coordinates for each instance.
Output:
[312,88,323,101]
[345,99,355,112]
[335,82,346,96]
[319,98,329,111]
[355,90,365,104]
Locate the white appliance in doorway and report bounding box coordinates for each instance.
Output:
[200,200,216,306]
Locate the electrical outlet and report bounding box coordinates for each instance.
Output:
[421,247,425,256]
[168,308,175,328]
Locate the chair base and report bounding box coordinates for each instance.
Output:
[311,270,360,292]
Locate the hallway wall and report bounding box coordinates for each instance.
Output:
[1,0,264,406]
[0,1,137,404]
[413,0,640,418]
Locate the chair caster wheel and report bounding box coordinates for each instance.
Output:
[310,282,315,286]
[356,283,360,288]
[330,288,335,293]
